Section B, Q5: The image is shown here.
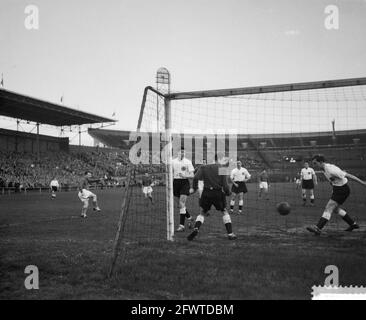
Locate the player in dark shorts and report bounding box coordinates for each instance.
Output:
[187,154,237,241]
[172,148,195,232]
[306,155,366,235]
[300,161,317,206]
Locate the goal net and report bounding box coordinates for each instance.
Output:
[110,77,366,273]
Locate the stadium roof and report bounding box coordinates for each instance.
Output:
[89,128,132,149]
[0,88,116,126]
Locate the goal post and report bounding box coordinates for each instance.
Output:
[164,97,175,242]
[110,77,366,274]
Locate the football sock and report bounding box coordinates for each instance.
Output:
[342,214,355,226]
[230,200,235,211]
[316,217,328,230]
[179,214,186,226]
[194,221,202,229]
[185,210,191,219]
[225,223,233,234]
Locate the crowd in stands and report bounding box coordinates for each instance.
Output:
[0,148,132,190]
[1,144,365,191]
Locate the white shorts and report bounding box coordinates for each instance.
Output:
[78,189,96,202]
[142,186,153,195]
[259,181,269,190]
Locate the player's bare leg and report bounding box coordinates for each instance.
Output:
[336,207,359,231]
[187,212,205,241]
[223,209,237,239]
[238,193,244,214]
[307,199,359,235]
[177,195,192,232]
[147,192,153,204]
[230,194,237,214]
[81,200,88,218]
[309,189,315,206]
[302,189,307,206]
[91,194,101,212]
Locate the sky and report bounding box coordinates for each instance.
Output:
[1,0,366,145]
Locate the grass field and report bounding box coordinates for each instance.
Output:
[1,181,366,300]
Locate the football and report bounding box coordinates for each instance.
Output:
[277,202,291,215]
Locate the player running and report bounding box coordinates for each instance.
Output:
[306,155,366,235]
[187,153,236,241]
[257,168,270,200]
[78,171,102,218]
[142,172,154,204]
[229,161,251,214]
[172,148,194,232]
[300,161,317,206]
[50,177,60,199]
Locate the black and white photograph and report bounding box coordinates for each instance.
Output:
[1,0,366,304]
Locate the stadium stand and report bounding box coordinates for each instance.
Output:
[0,88,116,192]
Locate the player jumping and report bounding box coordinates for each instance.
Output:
[229,160,251,214]
[300,161,317,206]
[78,171,102,218]
[172,148,194,232]
[306,155,366,235]
[187,153,236,241]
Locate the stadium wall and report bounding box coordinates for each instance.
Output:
[0,129,69,153]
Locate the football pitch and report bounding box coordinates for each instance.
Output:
[1,182,366,300]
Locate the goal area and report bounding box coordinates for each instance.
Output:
[110,77,366,274]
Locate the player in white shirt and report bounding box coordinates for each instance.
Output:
[50,178,59,199]
[172,148,195,232]
[78,171,102,218]
[300,161,317,206]
[229,161,251,214]
[307,155,366,235]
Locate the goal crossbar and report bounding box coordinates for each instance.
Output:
[166,77,366,100]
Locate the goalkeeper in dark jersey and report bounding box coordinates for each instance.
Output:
[187,154,237,241]
[78,171,103,218]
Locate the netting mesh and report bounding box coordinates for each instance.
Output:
[114,83,366,268]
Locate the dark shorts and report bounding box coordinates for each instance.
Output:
[51,186,58,192]
[231,181,248,194]
[331,184,350,205]
[200,189,227,212]
[173,179,190,198]
[302,179,314,190]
